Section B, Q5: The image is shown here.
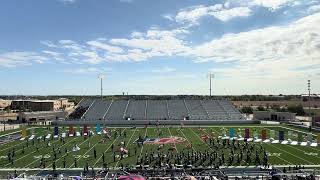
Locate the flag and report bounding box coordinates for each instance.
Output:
[54,126,59,136]
[245,128,250,139]
[287,131,292,140]
[279,131,284,141]
[253,130,258,138]
[229,128,235,138]
[261,129,267,140]
[237,128,242,137]
[307,133,313,142]
[69,125,74,135]
[270,130,275,139]
[317,135,320,144]
[83,125,88,135]
[21,126,28,138]
[298,133,303,142]
[96,123,101,133]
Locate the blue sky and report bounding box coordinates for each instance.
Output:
[0,0,320,95]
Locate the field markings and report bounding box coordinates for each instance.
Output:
[189,128,215,153]
[178,128,196,152]
[4,138,62,167]
[114,128,137,168]
[24,136,81,168]
[167,127,178,153]
[47,137,89,168]
[138,127,148,158]
[93,128,127,167]
[68,135,104,168]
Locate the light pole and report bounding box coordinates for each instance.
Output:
[98,74,105,100]
[308,80,311,119]
[208,73,214,97]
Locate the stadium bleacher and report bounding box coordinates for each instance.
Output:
[69,99,244,121]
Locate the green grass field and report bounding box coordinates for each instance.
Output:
[0,125,319,170]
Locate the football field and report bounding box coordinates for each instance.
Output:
[0,125,319,170]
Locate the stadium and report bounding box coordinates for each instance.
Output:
[1,0,320,179]
[1,97,319,179]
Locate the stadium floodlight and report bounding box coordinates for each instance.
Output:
[98,74,105,100]
[208,73,214,97]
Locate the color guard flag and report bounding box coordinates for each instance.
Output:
[317,135,320,144]
[261,129,267,140]
[83,125,88,135]
[229,128,235,138]
[21,126,27,138]
[270,130,275,139]
[279,131,285,141]
[287,131,292,140]
[54,126,59,136]
[298,133,303,142]
[245,128,250,139]
[307,133,313,142]
[96,123,101,133]
[69,125,74,135]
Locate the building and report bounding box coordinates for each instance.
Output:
[253,111,295,122]
[17,111,67,124]
[11,99,74,112]
[0,99,12,110]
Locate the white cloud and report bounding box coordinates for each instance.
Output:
[173,4,252,25]
[251,0,296,10]
[64,67,111,74]
[308,4,320,13]
[87,40,124,53]
[0,52,48,67]
[189,12,320,80]
[151,67,176,73]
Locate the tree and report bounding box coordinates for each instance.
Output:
[287,104,305,116]
[257,106,265,111]
[241,106,253,114]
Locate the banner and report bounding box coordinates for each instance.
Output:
[269,130,275,139]
[229,128,235,138]
[54,126,59,136]
[279,131,285,141]
[83,125,88,135]
[261,129,267,140]
[307,133,313,142]
[245,128,250,139]
[96,123,101,133]
[69,125,74,135]
[21,126,28,138]
[298,133,303,142]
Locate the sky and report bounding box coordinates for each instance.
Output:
[0,0,320,96]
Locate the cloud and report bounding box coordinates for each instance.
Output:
[87,40,124,53]
[151,67,176,73]
[58,0,76,4]
[119,0,133,3]
[64,67,111,74]
[0,52,48,67]
[190,12,320,79]
[173,4,252,25]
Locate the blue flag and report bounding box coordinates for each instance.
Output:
[229,128,235,138]
[54,126,59,136]
[279,131,285,141]
[96,123,101,133]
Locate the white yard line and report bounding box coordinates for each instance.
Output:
[189,128,215,153]
[138,127,148,158]
[178,128,196,152]
[114,128,137,168]
[167,127,178,153]
[24,136,81,168]
[4,139,61,167]
[93,128,127,167]
[47,137,89,168]
[68,136,104,168]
